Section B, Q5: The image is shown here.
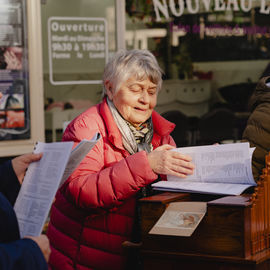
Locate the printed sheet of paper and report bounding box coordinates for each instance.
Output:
[149,202,207,237]
[59,132,100,187]
[14,141,73,238]
[152,142,257,195]
[152,181,254,195]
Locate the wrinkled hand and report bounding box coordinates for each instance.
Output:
[11,153,42,184]
[147,144,194,178]
[25,235,51,262]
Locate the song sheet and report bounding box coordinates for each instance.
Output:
[152,142,257,195]
[60,133,100,187]
[14,133,100,237]
[14,141,73,238]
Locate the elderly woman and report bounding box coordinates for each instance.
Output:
[47,49,194,270]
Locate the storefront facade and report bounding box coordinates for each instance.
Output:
[1,0,270,152]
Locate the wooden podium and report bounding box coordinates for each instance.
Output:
[139,155,270,270]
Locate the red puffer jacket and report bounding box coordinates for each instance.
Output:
[47,98,175,270]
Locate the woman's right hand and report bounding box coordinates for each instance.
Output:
[147,144,194,178]
[25,234,51,262]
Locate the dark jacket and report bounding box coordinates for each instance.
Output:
[242,76,270,180]
[0,160,48,270]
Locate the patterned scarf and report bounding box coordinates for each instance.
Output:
[107,97,153,155]
[107,97,156,250]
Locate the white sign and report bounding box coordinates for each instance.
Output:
[48,17,108,85]
[153,0,270,22]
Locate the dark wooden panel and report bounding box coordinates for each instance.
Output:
[141,250,270,270]
[140,193,251,258]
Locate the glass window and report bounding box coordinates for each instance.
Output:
[41,0,117,141]
[0,0,30,141]
[126,1,270,79]
[126,1,270,144]
[41,0,117,104]
[125,1,270,114]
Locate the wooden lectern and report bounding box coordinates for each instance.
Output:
[139,154,270,270]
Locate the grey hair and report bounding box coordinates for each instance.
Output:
[102,49,163,97]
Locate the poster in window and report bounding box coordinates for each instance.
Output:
[0,0,30,140]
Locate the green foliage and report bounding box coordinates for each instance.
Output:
[173,42,193,79]
[126,0,153,19]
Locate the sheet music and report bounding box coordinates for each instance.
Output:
[152,142,257,196]
[152,181,255,196]
[14,141,73,238]
[59,133,100,187]
[14,132,100,237]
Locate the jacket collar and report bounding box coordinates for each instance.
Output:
[249,76,270,111]
[152,110,175,136]
[99,98,175,150]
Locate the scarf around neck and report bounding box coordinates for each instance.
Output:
[107,97,153,154]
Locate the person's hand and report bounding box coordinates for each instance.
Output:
[4,49,22,70]
[147,144,194,178]
[11,153,42,184]
[25,235,51,262]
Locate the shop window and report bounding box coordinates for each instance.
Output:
[126,1,270,79]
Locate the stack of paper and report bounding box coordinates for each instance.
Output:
[152,142,257,196]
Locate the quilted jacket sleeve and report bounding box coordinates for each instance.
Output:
[0,239,48,270]
[61,115,159,211]
[0,161,20,205]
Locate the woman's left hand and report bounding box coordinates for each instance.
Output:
[147,144,194,178]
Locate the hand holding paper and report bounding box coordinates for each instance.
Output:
[14,133,100,237]
[152,142,257,196]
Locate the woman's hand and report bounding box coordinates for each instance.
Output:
[147,144,194,178]
[25,234,51,262]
